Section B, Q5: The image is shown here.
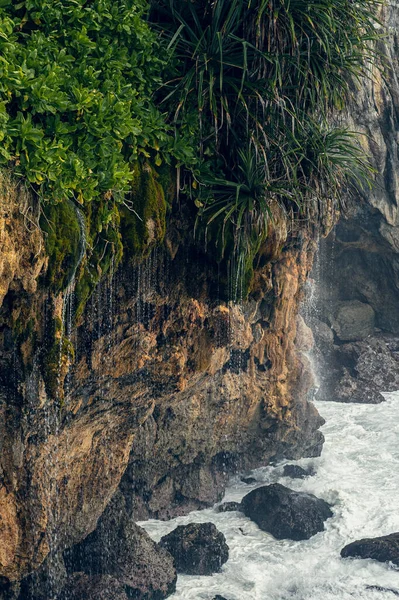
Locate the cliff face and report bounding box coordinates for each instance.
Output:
[0,183,324,590]
[310,1,399,401]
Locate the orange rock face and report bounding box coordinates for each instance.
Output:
[0,192,325,583]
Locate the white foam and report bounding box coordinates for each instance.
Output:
[140,393,399,600]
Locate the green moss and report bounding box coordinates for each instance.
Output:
[40,201,81,293]
[74,200,123,320]
[42,335,75,400]
[40,313,74,400]
[120,162,167,260]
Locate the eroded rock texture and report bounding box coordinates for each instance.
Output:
[0,179,325,592]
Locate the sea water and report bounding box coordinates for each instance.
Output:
[141,393,399,600]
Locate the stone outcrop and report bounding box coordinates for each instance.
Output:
[341,532,399,566]
[241,483,333,540]
[159,522,229,576]
[310,0,399,401]
[0,187,325,591]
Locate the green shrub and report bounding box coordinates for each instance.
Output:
[0,0,176,204]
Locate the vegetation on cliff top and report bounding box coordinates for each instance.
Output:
[0,0,383,301]
[151,0,382,291]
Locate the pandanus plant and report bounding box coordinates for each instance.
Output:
[151,0,382,292]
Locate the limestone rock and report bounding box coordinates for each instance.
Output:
[341,532,399,566]
[159,523,229,576]
[241,483,332,540]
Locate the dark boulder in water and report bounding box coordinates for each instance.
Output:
[241,483,332,540]
[212,596,229,600]
[159,522,229,575]
[283,464,313,479]
[216,501,242,513]
[341,532,399,566]
[58,573,129,600]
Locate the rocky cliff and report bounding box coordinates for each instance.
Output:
[0,176,326,597]
[309,0,399,403]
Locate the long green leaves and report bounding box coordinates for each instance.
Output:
[151,0,382,292]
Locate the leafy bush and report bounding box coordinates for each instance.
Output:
[0,0,174,204]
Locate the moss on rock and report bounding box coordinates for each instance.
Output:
[120,163,167,260]
[40,201,81,293]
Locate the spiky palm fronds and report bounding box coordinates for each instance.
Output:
[151,0,383,294]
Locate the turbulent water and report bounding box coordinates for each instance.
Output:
[141,393,399,600]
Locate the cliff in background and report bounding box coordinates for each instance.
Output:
[310,0,399,403]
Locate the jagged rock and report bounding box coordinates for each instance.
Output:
[241,483,332,540]
[241,477,257,485]
[314,334,399,403]
[65,493,176,600]
[0,145,325,582]
[19,553,66,600]
[58,573,128,600]
[283,464,312,479]
[216,502,242,513]
[212,596,229,600]
[341,532,399,566]
[159,523,229,575]
[334,368,385,404]
[332,301,375,342]
[366,586,399,596]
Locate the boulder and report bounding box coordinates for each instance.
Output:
[65,493,177,600]
[159,523,229,575]
[58,573,129,600]
[213,596,229,600]
[216,501,242,513]
[241,483,332,540]
[341,532,399,566]
[283,464,312,479]
[332,301,375,342]
[334,368,386,404]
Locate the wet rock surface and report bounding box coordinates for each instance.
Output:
[19,553,66,600]
[65,493,176,600]
[341,533,399,566]
[241,476,257,485]
[159,523,229,576]
[283,464,312,479]
[241,483,332,540]
[216,501,242,513]
[312,326,399,403]
[58,573,129,600]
